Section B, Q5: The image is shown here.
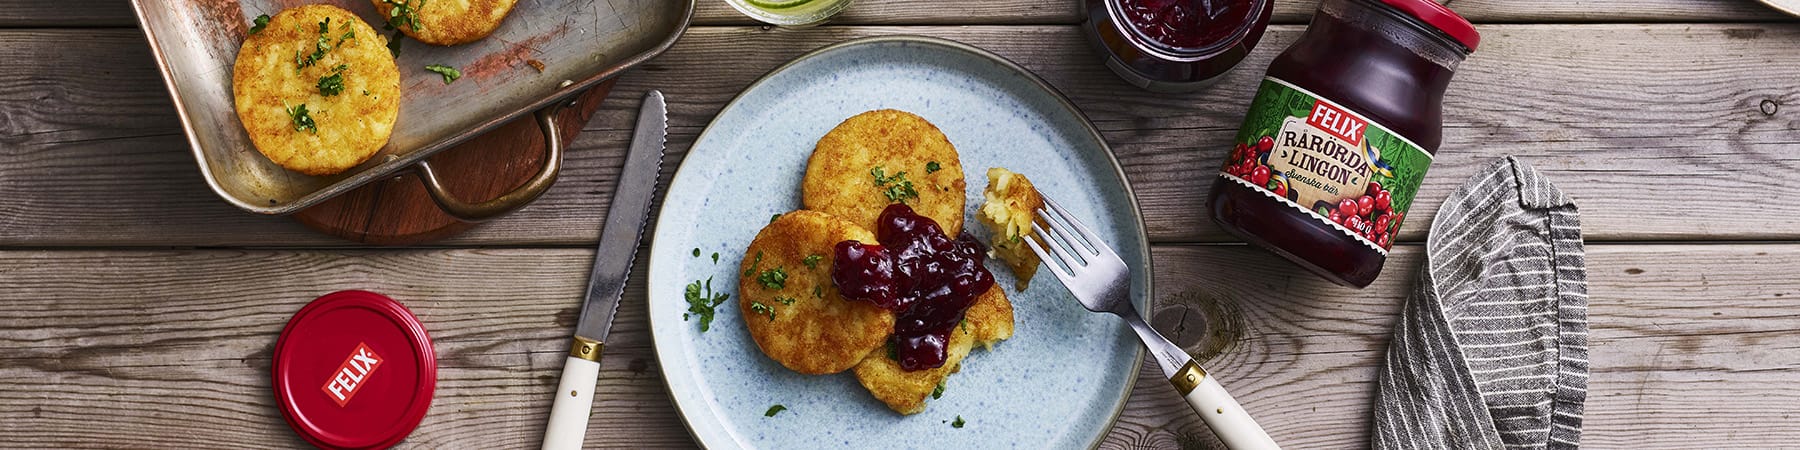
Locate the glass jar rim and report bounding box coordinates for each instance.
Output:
[1334,0,1474,60]
[1105,0,1270,61]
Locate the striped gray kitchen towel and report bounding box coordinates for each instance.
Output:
[1374,156,1589,449]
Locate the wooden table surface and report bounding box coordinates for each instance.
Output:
[4,1,1799,448]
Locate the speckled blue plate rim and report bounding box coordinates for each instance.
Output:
[644,35,1155,449]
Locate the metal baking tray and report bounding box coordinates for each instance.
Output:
[1761,0,1800,17]
[130,0,691,218]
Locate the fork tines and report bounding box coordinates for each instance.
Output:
[1026,195,1112,279]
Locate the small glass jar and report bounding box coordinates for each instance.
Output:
[723,0,855,28]
[1208,0,1479,288]
[1082,0,1275,92]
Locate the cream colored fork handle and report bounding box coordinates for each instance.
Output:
[1174,361,1282,450]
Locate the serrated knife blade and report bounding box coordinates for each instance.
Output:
[571,90,667,343]
[542,90,666,450]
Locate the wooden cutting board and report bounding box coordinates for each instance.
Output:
[293,79,616,245]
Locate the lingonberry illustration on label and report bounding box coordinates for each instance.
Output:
[1218,77,1431,252]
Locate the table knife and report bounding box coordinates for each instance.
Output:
[541,90,667,450]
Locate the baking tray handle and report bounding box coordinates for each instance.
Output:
[413,103,566,222]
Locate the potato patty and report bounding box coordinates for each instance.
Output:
[803,110,967,236]
[740,211,896,375]
[852,285,1014,414]
[979,167,1046,291]
[373,0,519,46]
[233,5,399,176]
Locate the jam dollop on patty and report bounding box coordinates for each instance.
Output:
[833,204,995,371]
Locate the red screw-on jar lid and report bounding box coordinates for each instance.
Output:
[272,290,436,449]
[1377,0,1480,52]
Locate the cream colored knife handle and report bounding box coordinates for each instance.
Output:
[1173,361,1281,450]
[542,355,601,450]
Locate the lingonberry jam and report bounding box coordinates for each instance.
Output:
[1120,0,1257,50]
[832,204,994,371]
[1083,0,1273,92]
[1208,0,1479,288]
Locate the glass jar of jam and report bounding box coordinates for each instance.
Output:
[1207,0,1479,288]
[1082,0,1275,92]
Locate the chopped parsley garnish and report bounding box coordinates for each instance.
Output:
[386,30,405,57]
[756,267,788,290]
[932,382,945,399]
[812,285,823,299]
[743,252,763,278]
[316,64,348,96]
[764,405,787,417]
[425,64,462,84]
[285,104,316,133]
[381,0,427,32]
[951,416,965,428]
[775,296,796,306]
[294,18,334,71]
[750,301,775,322]
[926,161,941,173]
[871,166,919,204]
[248,14,271,35]
[872,166,899,184]
[712,252,720,264]
[884,182,919,203]
[886,340,898,361]
[683,277,730,332]
[769,213,782,223]
[692,248,701,257]
[294,19,354,73]
[801,254,822,270]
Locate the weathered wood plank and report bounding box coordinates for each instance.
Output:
[0,248,686,448]
[1120,243,1800,449]
[1,0,1791,28]
[5,24,1799,246]
[1,244,1795,447]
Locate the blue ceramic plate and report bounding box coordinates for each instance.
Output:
[646,36,1152,449]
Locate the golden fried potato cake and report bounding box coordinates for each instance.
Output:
[853,285,1014,414]
[964,283,1016,346]
[233,5,399,176]
[740,210,895,375]
[979,168,1046,291]
[373,0,519,46]
[803,110,967,236]
[854,323,976,415]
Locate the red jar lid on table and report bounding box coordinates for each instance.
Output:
[272,290,436,449]
[1377,0,1481,51]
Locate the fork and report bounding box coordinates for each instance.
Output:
[1025,195,1281,450]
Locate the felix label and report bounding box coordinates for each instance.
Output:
[321,342,384,407]
[1306,100,1367,147]
[1218,77,1434,252]
[1271,114,1370,208]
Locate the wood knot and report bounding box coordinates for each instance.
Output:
[1152,290,1247,363]
[554,306,579,328]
